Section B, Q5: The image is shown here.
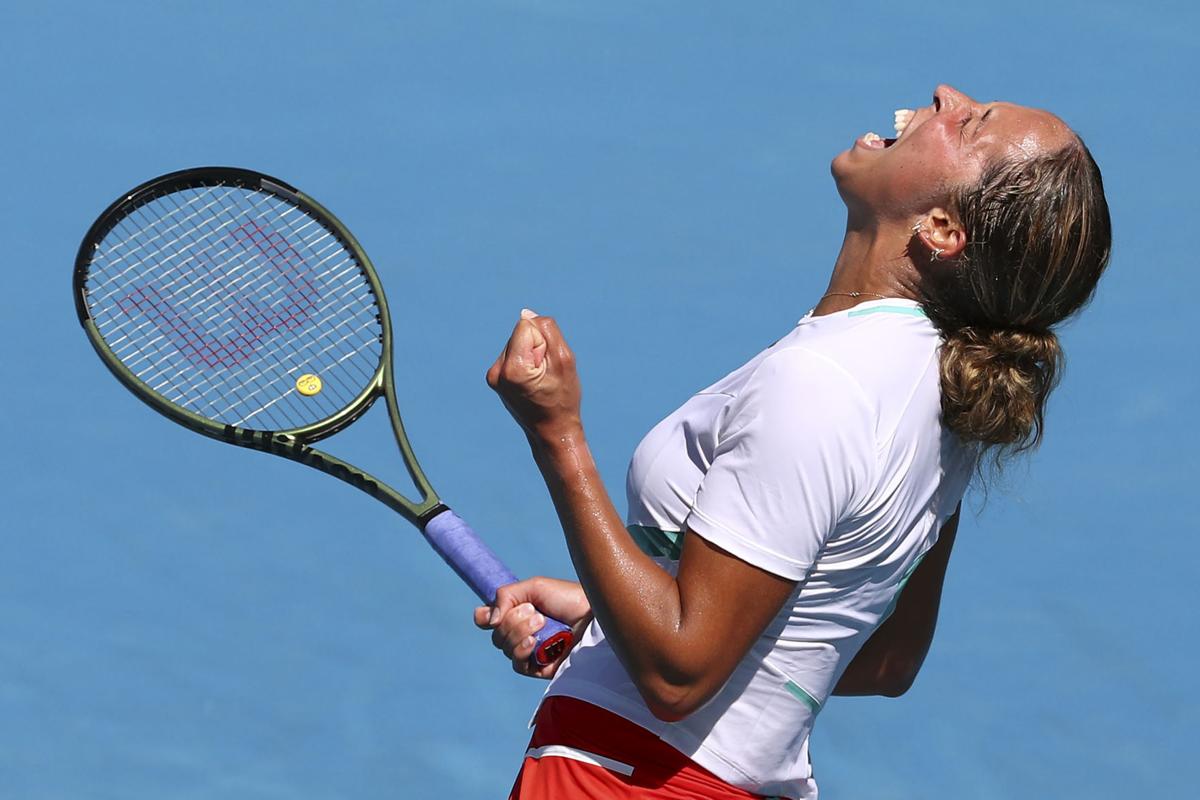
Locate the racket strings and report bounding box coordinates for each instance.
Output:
[106,193,303,339]
[185,284,380,425]
[88,186,249,304]
[190,260,382,425]
[99,187,305,347]
[94,186,280,347]
[97,188,323,432]
[104,208,379,430]
[85,182,384,432]
[100,191,310,432]
[105,212,350,388]
[148,185,383,427]
[154,263,379,428]
[117,191,378,426]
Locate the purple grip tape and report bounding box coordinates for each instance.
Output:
[422,507,574,666]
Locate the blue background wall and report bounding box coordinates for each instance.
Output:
[3,2,1194,797]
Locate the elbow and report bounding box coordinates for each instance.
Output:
[877,659,923,698]
[636,675,710,722]
[836,654,923,698]
[879,673,916,698]
[644,694,701,723]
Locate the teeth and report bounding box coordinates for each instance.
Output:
[863,131,883,143]
[894,108,914,136]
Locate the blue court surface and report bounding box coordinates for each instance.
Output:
[2,2,1194,797]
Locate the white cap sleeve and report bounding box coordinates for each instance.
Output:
[684,347,877,581]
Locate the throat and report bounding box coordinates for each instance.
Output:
[820,226,918,314]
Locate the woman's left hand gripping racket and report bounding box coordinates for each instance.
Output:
[73,166,574,666]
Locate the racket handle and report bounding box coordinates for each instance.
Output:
[421,507,574,667]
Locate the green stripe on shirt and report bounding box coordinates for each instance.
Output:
[847,305,928,318]
[627,525,683,560]
[784,680,822,713]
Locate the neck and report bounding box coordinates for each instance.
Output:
[814,220,920,316]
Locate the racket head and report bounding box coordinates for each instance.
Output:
[74,167,395,444]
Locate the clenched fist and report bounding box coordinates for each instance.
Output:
[486,309,583,442]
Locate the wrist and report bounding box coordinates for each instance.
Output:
[528,419,593,477]
[527,416,585,452]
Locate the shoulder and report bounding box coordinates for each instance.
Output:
[781,307,943,420]
[715,344,878,468]
[736,344,873,417]
[717,306,946,448]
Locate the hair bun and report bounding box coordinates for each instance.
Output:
[939,326,1062,449]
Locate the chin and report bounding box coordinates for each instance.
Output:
[830,147,852,179]
[830,151,861,209]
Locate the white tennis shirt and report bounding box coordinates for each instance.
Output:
[541,299,976,799]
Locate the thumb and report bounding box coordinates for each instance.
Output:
[490,580,536,626]
[512,315,548,372]
[473,605,495,629]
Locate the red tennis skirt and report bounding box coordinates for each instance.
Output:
[509,696,768,799]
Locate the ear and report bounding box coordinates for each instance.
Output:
[914,208,967,260]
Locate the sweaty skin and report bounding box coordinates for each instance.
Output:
[482,311,795,720]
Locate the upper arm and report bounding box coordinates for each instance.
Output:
[645,528,795,718]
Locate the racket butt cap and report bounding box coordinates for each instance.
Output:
[534,630,574,667]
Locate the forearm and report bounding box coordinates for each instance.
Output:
[832,507,961,697]
[833,617,925,697]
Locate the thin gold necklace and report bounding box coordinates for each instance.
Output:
[820,291,889,300]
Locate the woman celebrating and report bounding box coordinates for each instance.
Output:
[475,85,1111,799]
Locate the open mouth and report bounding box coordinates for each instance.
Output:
[858,108,915,150]
[860,132,897,150]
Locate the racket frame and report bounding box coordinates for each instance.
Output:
[73,167,441,525]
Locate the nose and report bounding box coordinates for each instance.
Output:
[934,84,978,112]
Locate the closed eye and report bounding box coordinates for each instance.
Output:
[975,107,994,136]
[958,113,973,140]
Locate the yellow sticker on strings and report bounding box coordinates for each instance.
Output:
[296,373,323,396]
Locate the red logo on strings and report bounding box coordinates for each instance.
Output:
[118,221,321,369]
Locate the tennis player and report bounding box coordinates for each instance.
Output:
[475,85,1111,799]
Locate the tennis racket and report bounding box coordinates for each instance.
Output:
[73,166,573,666]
